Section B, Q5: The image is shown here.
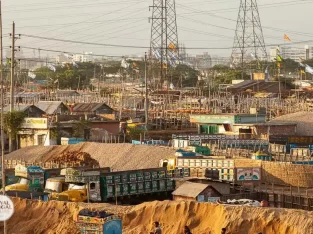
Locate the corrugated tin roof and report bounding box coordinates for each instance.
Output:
[36,101,65,115]
[14,92,40,98]
[172,182,209,198]
[73,103,112,112]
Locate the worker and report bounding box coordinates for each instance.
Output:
[221,228,227,234]
[150,221,162,234]
[184,226,192,234]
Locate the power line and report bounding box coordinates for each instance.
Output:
[20,34,313,50]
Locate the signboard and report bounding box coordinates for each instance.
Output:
[237,168,261,181]
[0,195,14,221]
[21,118,48,129]
[15,164,28,178]
[190,115,235,124]
[288,136,313,144]
[253,73,265,80]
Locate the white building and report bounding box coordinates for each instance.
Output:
[73,52,94,62]
[270,45,313,61]
[56,54,71,63]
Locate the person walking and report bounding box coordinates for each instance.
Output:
[150,221,162,234]
[184,225,192,234]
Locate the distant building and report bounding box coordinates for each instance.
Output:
[73,52,94,62]
[56,54,71,64]
[270,45,313,61]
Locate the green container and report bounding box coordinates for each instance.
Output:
[129,183,137,194]
[166,179,175,190]
[152,180,158,191]
[122,184,129,196]
[129,173,137,182]
[136,172,144,181]
[151,172,158,180]
[158,171,166,179]
[145,181,152,192]
[159,180,166,191]
[138,182,144,193]
[144,172,151,180]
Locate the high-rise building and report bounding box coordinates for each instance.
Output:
[270,45,313,61]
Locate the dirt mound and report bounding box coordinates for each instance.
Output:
[124,201,313,234]
[49,151,100,168]
[5,198,313,234]
[5,143,176,170]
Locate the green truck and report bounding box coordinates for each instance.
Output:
[50,167,190,203]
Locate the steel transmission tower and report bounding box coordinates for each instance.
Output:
[231,0,267,78]
[149,0,179,87]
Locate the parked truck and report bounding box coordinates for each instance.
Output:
[160,157,262,183]
[46,167,110,202]
[5,164,45,192]
[50,167,190,203]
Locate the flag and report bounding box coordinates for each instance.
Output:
[121,58,129,69]
[48,64,56,72]
[284,34,291,42]
[305,64,313,75]
[28,71,36,79]
[169,42,177,51]
[276,55,283,62]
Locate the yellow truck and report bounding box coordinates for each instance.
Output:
[46,168,101,202]
[5,164,45,192]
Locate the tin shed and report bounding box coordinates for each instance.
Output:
[172,181,221,202]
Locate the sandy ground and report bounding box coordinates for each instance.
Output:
[2,198,313,234]
[5,143,176,170]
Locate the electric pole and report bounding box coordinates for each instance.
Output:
[9,22,20,152]
[144,52,149,127]
[10,22,15,112]
[0,2,7,234]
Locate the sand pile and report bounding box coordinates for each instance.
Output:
[123,200,313,234]
[4,198,313,234]
[5,143,176,171]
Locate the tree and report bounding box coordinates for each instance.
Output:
[4,111,26,152]
[126,127,146,141]
[72,119,90,139]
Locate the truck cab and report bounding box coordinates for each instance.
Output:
[5,165,45,192]
[159,158,176,170]
[48,168,101,202]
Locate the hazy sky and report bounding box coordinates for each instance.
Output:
[2,0,313,59]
